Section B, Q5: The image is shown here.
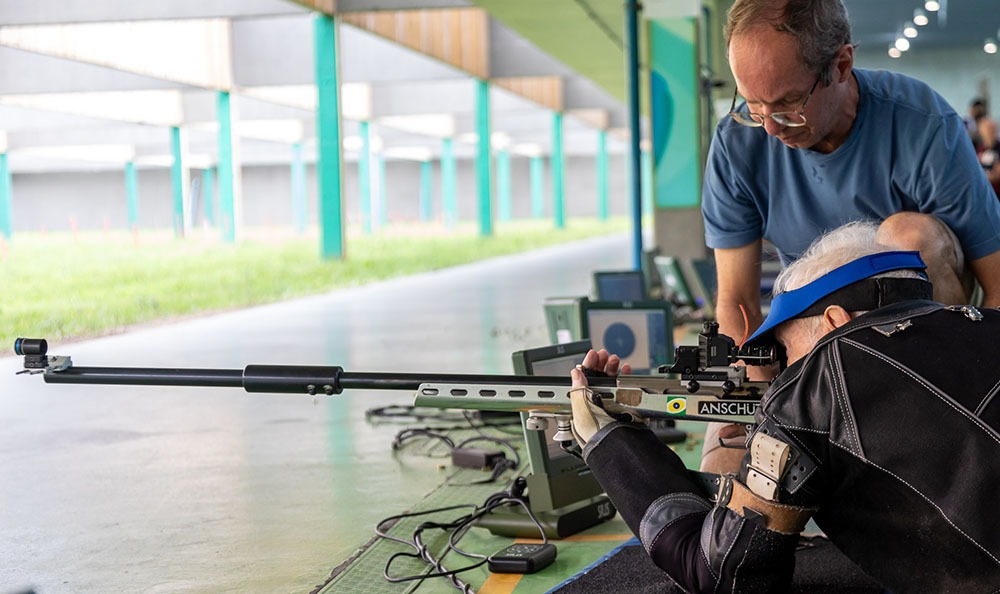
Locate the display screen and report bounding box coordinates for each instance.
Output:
[583,305,672,375]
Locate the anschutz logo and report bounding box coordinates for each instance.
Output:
[696,400,759,416]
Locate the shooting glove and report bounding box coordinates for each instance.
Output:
[569,386,644,447]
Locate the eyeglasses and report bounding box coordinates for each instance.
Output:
[729,76,821,128]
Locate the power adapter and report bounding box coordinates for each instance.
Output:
[451,447,507,470]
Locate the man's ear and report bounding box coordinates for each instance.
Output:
[822,305,852,331]
[834,43,854,83]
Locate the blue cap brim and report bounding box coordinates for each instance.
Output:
[744,251,927,346]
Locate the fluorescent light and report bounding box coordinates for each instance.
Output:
[895,37,911,52]
[925,1,940,12]
[903,22,918,38]
[985,39,998,54]
[888,47,902,58]
[913,8,929,26]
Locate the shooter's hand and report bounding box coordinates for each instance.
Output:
[569,349,639,446]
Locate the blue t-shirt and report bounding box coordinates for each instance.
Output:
[702,68,1000,264]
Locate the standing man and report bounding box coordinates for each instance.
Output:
[700,0,1000,473]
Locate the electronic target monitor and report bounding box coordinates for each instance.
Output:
[580,300,673,375]
[592,270,647,302]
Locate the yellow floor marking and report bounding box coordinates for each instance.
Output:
[479,572,523,594]
[514,534,633,543]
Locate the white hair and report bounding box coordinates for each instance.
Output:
[772,221,924,340]
[774,221,922,295]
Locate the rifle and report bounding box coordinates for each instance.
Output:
[14,322,777,431]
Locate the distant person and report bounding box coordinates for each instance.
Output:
[977,116,1000,199]
[699,0,1000,474]
[965,97,988,144]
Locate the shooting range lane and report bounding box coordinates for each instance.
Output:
[0,234,630,594]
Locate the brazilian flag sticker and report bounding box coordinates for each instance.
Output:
[666,398,686,414]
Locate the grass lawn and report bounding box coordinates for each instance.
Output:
[0,218,630,353]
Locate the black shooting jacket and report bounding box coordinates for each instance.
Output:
[583,301,1000,593]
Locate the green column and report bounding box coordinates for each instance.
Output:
[291,143,307,234]
[169,126,187,238]
[530,156,544,219]
[441,137,456,229]
[0,153,11,239]
[202,167,216,227]
[125,161,139,231]
[475,79,493,236]
[216,91,236,242]
[551,112,565,229]
[359,120,372,234]
[314,14,345,259]
[641,149,653,218]
[419,160,433,222]
[597,130,609,221]
[497,149,511,222]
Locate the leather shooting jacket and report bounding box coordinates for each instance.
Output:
[582,301,1000,593]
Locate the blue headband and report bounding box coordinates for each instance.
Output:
[744,251,929,346]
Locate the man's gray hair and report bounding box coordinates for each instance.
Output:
[724,0,854,86]
[772,221,923,344]
[774,220,923,296]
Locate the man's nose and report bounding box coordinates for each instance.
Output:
[761,116,786,136]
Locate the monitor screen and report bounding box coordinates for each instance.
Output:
[511,340,595,483]
[580,300,673,375]
[654,256,695,307]
[593,270,646,301]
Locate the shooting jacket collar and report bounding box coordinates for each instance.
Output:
[745,251,931,347]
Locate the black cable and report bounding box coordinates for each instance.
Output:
[391,427,456,453]
[375,480,547,593]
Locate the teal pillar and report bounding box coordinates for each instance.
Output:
[419,160,433,221]
[314,14,345,259]
[597,130,609,221]
[551,112,565,229]
[530,156,544,219]
[441,137,456,229]
[497,150,511,222]
[474,79,493,236]
[376,153,387,229]
[359,121,372,234]
[291,143,307,234]
[125,161,139,231]
[216,91,236,242]
[202,167,216,227]
[169,126,187,238]
[641,149,653,218]
[0,153,11,239]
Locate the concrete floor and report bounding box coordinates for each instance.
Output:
[0,234,631,594]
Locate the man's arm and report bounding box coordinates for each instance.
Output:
[702,242,774,474]
[714,241,766,350]
[969,250,1000,307]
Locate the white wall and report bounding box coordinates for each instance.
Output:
[8,154,630,233]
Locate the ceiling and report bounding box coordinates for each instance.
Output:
[2,0,998,175]
[845,0,1000,53]
[476,0,1000,106]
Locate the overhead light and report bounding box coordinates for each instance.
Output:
[903,22,918,38]
[925,1,940,12]
[888,47,903,58]
[895,37,911,52]
[985,38,998,54]
[913,8,929,26]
